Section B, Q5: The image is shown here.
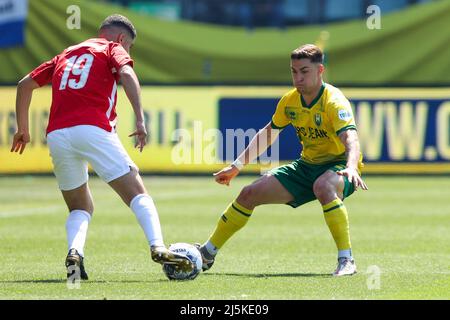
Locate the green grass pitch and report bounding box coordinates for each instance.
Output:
[0,175,448,299]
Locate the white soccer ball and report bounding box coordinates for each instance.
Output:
[162,243,202,280]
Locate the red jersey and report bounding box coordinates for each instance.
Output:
[29,38,133,134]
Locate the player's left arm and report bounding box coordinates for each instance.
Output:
[119,64,147,152]
[337,129,368,190]
[109,43,146,152]
[11,75,40,154]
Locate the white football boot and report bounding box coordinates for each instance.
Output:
[333,257,357,276]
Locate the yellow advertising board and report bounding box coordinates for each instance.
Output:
[0,86,287,174]
[1,86,449,174]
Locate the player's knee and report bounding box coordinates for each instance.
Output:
[313,178,333,201]
[238,185,253,201]
[237,185,257,207]
[237,184,265,209]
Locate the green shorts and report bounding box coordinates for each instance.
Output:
[269,159,356,208]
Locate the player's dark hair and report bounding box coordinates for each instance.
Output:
[291,44,323,63]
[99,14,137,39]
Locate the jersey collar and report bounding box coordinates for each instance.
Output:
[300,83,325,109]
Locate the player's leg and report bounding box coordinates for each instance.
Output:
[313,168,356,276]
[108,167,164,249]
[62,183,94,257]
[75,125,192,272]
[108,168,193,271]
[47,128,92,280]
[62,182,94,213]
[198,174,294,270]
[61,183,93,280]
[236,174,295,209]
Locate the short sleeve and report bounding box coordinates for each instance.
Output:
[328,97,357,136]
[109,42,134,72]
[29,56,57,87]
[271,93,290,129]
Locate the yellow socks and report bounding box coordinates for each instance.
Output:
[206,198,352,260]
[209,200,253,249]
[322,198,352,254]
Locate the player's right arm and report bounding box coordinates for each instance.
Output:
[214,122,282,185]
[10,75,40,154]
[215,92,290,185]
[214,92,291,186]
[11,56,56,154]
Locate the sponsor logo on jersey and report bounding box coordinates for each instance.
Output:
[314,113,322,127]
[338,109,353,121]
[285,106,300,120]
[295,126,329,140]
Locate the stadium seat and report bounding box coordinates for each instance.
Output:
[370,0,409,14]
[324,0,363,21]
[283,0,309,24]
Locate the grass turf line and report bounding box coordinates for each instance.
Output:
[0,176,449,299]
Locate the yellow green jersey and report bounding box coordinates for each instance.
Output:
[271,83,363,166]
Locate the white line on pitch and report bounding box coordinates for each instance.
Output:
[0,205,64,218]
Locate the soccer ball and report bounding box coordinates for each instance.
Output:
[162,243,202,280]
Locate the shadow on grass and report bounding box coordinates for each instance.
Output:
[1,273,332,283]
[202,272,331,278]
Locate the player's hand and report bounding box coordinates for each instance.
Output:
[129,121,147,152]
[10,131,30,154]
[337,167,368,191]
[213,165,240,186]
